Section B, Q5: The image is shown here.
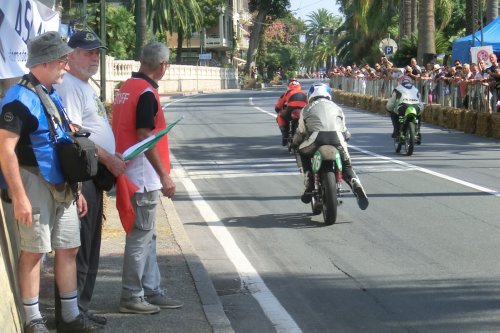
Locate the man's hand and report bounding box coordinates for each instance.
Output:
[76,194,88,218]
[13,193,32,226]
[160,174,176,198]
[107,154,126,177]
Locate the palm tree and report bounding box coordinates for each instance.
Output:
[417,0,436,64]
[411,0,418,32]
[465,0,479,35]
[335,0,395,64]
[130,0,203,64]
[400,0,412,38]
[304,9,342,70]
[486,0,498,23]
[135,0,147,59]
[149,0,203,64]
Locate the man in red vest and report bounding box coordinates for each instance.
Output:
[112,42,183,314]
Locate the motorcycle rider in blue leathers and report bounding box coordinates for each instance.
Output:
[292,83,369,210]
[386,75,424,142]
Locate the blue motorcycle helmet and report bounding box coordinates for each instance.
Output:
[307,83,332,102]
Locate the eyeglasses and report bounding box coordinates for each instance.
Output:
[162,60,169,68]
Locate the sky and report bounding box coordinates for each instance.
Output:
[289,0,341,21]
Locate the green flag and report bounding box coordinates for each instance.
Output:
[123,116,183,161]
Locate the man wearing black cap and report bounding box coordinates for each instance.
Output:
[56,30,126,327]
[0,31,102,332]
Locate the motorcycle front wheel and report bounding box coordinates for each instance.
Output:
[321,170,338,225]
[404,122,416,156]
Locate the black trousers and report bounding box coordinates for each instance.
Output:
[76,180,104,311]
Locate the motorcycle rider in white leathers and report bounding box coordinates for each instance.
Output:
[386,75,424,140]
[292,83,369,210]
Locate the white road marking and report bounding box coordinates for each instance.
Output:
[350,145,500,196]
[171,154,302,333]
[180,156,410,179]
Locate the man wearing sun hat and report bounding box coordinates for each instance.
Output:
[55,30,126,327]
[0,31,103,332]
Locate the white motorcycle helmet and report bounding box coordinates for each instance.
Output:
[307,83,332,102]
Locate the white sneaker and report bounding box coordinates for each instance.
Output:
[351,178,369,210]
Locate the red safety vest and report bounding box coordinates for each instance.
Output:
[112,77,170,174]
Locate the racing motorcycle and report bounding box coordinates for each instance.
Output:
[394,105,421,156]
[307,145,349,225]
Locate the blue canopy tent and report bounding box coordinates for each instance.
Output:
[451,17,500,64]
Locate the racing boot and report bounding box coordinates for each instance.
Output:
[301,171,314,204]
[279,126,287,146]
[416,132,422,145]
[390,113,399,138]
[351,178,369,210]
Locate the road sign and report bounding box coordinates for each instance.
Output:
[379,38,398,55]
[199,53,212,60]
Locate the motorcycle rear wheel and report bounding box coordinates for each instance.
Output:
[287,121,298,153]
[321,170,338,225]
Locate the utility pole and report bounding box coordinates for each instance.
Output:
[100,0,106,101]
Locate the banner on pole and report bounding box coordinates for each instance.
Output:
[470,45,493,68]
[0,1,60,79]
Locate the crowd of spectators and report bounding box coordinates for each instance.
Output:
[322,55,500,113]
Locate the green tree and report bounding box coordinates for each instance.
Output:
[245,0,291,75]
[88,4,136,60]
[259,15,304,78]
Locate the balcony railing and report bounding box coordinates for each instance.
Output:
[206,35,231,49]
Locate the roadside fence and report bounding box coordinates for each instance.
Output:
[331,75,497,113]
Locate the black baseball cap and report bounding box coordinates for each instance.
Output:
[68,31,107,50]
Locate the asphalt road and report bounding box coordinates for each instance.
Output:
[166,87,500,333]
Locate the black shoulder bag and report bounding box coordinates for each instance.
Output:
[22,79,99,184]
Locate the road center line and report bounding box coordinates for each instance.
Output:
[350,145,500,196]
[253,101,500,197]
[171,154,302,333]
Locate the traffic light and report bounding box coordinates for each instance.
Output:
[319,28,324,34]
[329,28,334,35]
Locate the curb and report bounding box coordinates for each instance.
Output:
[161,197,234,333]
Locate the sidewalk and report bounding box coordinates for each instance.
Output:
[40,194,233,333]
